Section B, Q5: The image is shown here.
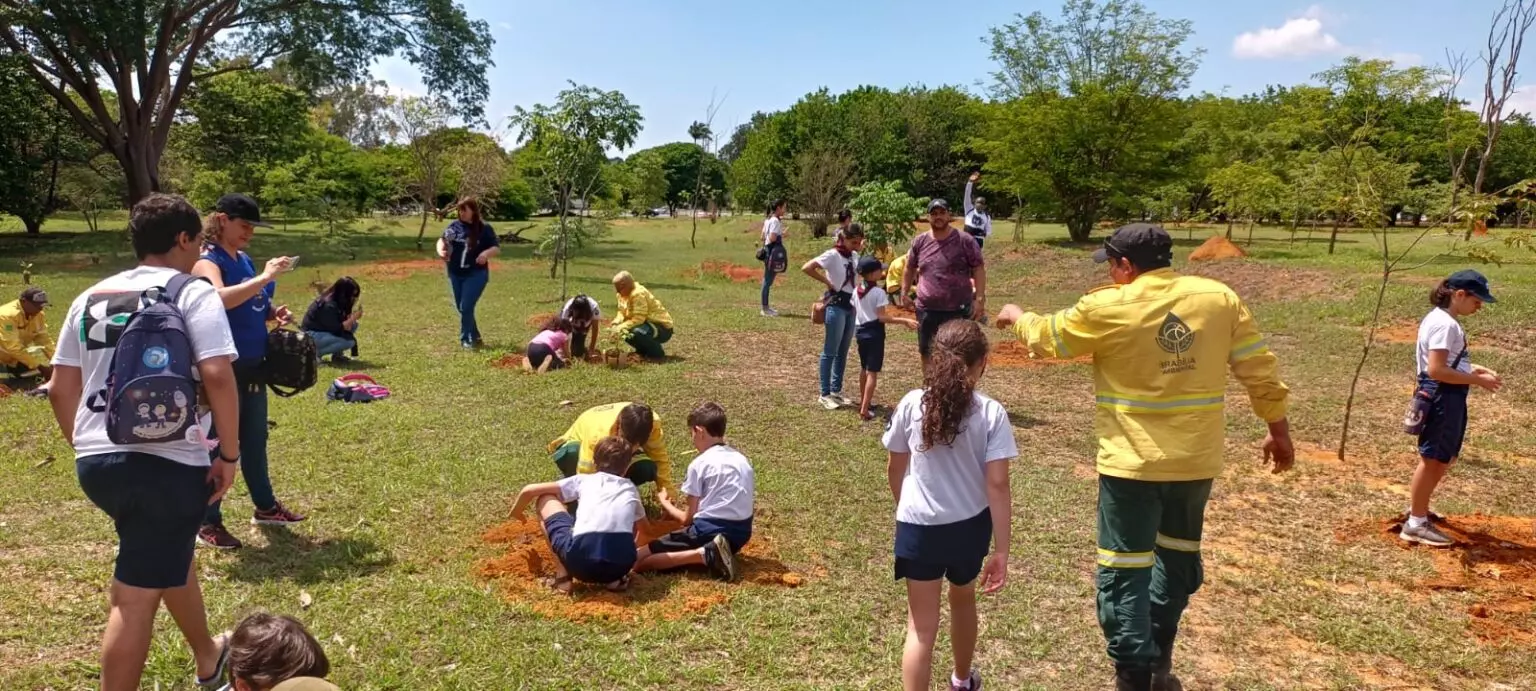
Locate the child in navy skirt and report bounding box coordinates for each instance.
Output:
[854,256,918,421]
[882,319,1016,691]
[1401,270,1502,547]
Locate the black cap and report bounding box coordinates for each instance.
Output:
[214,193,272,228]
[1446,269,1496,303]
[19,286,48,306]
[1092,223,1174,269]
[857,256,884,276]
[927,198,950,213]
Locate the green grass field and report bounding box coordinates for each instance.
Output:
[2,214,1535,690]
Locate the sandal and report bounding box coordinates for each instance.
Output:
[541,575,574,594]
[194,631,232,688]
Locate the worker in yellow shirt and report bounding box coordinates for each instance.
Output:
[547,401,672,491]
[611,271,674,360]
[883,252,915,304]
[0,287,55,392]
[995,224,1294,691]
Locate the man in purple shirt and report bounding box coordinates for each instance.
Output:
[899,199,987,363]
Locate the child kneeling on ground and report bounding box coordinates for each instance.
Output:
[854,256,918,421]
[524,315,573,372]
[220,612,335,691]
[635,402,754,582]
[512,436,646,593]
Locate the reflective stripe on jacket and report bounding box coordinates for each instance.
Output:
[0,299,53,369]
[614,283,674,332]
[1010,269,1289,482]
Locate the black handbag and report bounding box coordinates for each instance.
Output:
[263,327,319,398]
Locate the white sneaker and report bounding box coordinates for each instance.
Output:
[817,395,840,410]
[831,393,852,407]
[1400,520,1454,547]
[760,308,779,317]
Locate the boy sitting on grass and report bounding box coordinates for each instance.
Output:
[634,402,754,582]
[512,436,646,593]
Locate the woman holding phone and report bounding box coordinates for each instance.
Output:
[437,198,501,348]
[192,193,306,550]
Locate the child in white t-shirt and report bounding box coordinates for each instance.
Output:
[511,436,646,593]
[1401,270,1503,548]
[634,402,753,581]
[854,256,918,422]
[881,319,1015,691]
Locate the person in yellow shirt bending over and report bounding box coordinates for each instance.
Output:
[1,287,55,393]
[548,401,672,492]
[994,223,1295,691]
[610,271,675,360]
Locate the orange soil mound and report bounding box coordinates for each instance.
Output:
[360,258,445,279]
[0,384,11,398]
[476,516,805,623]
[525,312,557,328]
[990,340,1092,368]
[1188,235,1247,262]
[1371,323,1419,345]
[1373,514,1536,644]
[888,304,916,320]
[687,260,763,283]
[490,353,526,369]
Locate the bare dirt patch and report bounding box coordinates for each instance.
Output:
[1188,235,1248,261]
[1184,261,1342,303]
[524,312,557,328]
[990,340,1091,369]
[1370,322,1419,345]
[475,517,805,623]
[360,259,444,280]
[684,260,764,283]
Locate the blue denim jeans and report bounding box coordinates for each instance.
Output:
[307,326,357,358]
[819,303,854,396]
[206,369,275,524]
[448,270,489,345]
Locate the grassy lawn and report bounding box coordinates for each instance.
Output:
[2,214,1535,690]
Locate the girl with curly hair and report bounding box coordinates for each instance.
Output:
[881,319,1015,691]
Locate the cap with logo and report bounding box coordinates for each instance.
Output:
[857,256,885,276]
[927,198,950,213]
[1092,223,1174,270]
[1446,269,1497,303]
[215,193,273,228]
[19,286,48,306]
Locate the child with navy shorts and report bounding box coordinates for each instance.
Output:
[854,256,918,422]
[1401,270,1503,547]
[635,402,752,581]
[511,436,646,593]
[882,319,1015,691]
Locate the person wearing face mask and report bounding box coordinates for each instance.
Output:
[994,223,1294,691]
[191,193,304,550]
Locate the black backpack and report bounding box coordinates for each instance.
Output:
[263,326,318,398]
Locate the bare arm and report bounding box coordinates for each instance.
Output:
[887,451,911,503]
[436,237,449,260]
[193,258,286,310]
[476,246,501,264]
[198,356,241,462]
[899,249,916,305]
[979,460,1012,594]
[1427,349,1492,387]
[47,366,83,447]
[972,263,987,316]
[510,481,565,520]
[802,259,833,290]
[876,304,917,329]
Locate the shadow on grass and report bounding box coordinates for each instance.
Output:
[225,527,393,585]
[318,359,387,372]
[1007,411,1045,429]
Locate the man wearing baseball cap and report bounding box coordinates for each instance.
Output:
[898,198,986,363]
[0,286,55,391]
[995,223,1294,691]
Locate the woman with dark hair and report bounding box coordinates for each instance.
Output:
[436,198,501,349]
[301,277,362,363]
[802,223,865,410]
[559,294,601,359]
[759,200,788,317]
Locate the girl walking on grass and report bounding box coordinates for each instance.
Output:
[882,319,1015,691]
[1401,270,1502,547]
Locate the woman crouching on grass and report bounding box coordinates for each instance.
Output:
[883,319,1015,691]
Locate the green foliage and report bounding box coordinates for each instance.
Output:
[184,70,312,193]
[490,176,537,221]
[0,57,94,233]
[847,180,926,255]
[1207,161,1285,238]
[624,142,725,212]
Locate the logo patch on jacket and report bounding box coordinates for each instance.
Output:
[1156,312,1197,374]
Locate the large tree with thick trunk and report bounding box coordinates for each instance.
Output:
[0,0,493,204]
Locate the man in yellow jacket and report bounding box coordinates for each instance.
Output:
[0,287,55,390]
[611,271,675,360]
[547,401,672,491]
[996,224,1294,691]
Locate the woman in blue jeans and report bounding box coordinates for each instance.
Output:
[802,224,865,410]
[760,200,787,317]
[436,198,501,348]
[302,276,362,363]
[191,193,305,549]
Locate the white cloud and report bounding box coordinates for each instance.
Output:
[496,22,512,30]
[1506,85,1536,116]
[1233,15,1342,59]
[369,55,426,98]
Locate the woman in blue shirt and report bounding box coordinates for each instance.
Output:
[190,193,305,550]
[436,198,501,348]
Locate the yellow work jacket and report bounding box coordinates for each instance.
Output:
[885,253,909,295]
[0,299,54,369]
[1011,269,1289,482]
[547,402,673,490]
[614,283,674,332]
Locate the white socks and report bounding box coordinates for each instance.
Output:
[1408,514,1430,529]
[952,672,974,690]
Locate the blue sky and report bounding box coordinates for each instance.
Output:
[373,1,1534,151]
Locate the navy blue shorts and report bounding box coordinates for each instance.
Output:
[543,513,636,584]
[77,452,211,589]
[648,516,753,554]
[1418,383,1470,463]
[856,326,886,373]
[527,343,565,370]
[894,509,993,586]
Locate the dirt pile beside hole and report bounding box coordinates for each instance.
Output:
[685,260,763,283]
[990,340,1091,369]
[360,259,445,279]
[476,516,805,622]
[489,349,527,369]
[1188,236,1247,262]
[1362,513,1536,644]
[524,312,557,328]
[1370,323,1419,346]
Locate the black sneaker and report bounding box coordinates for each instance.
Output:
[197,522,242,550]
[331,353,352,364]
[703,534,739,582]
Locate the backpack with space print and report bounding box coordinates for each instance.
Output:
[86,274,201,445]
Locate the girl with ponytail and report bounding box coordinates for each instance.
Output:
[881,319,1016,691]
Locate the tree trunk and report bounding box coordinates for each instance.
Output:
[1065,205,1096,243]
[22,216,42,234]
[117,129,163,204]
[1246,219,1255,245]
[1328,215,1341,255]
[416,209,430,251]
[1338,271,1393,460]
[1225,217,1234,240]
